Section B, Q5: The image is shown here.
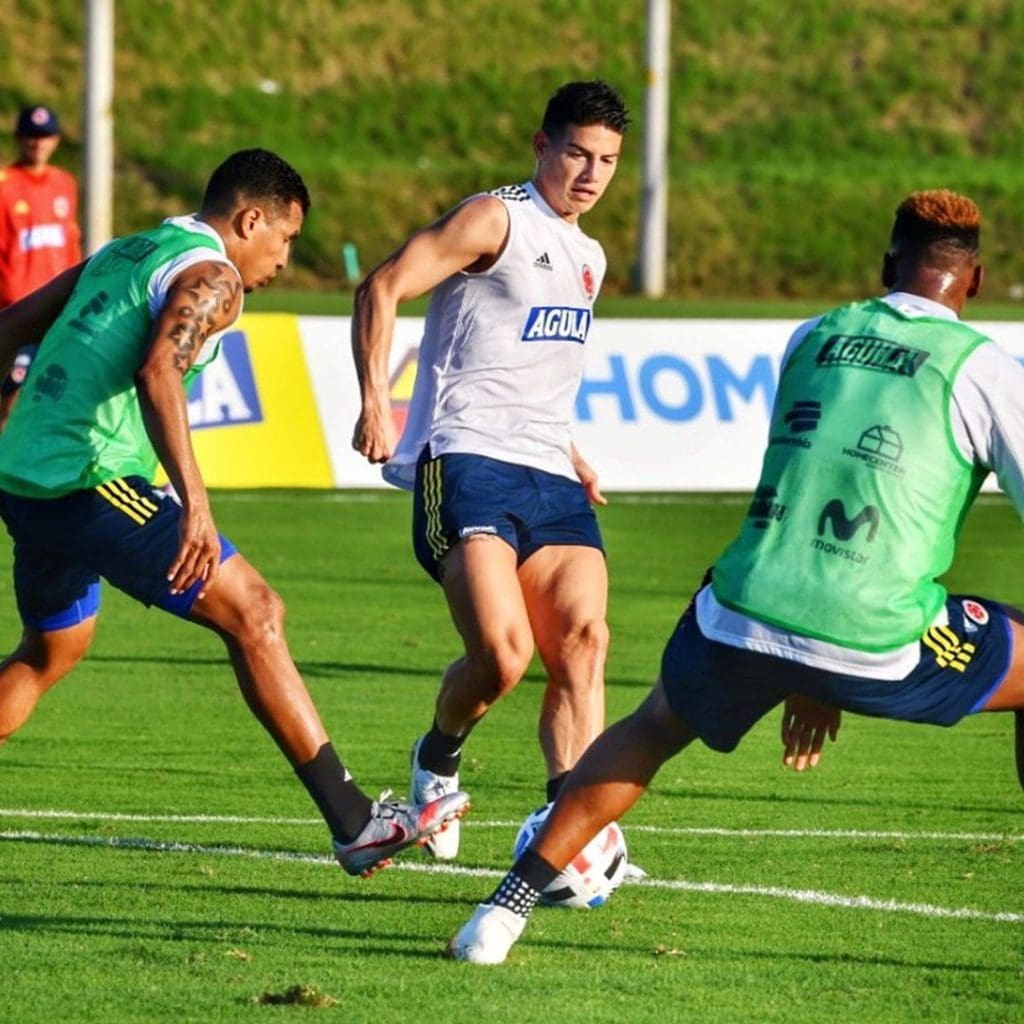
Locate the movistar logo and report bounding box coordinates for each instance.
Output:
[521,306,592,343]
[817,499,880,542]
[816,334,929,377]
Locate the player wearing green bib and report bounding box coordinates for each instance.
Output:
[448,189,1024,963]
[0,219,227,497]
[713,297,989,651]
[0,149,467,879]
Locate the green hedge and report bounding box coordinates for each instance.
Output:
[3,1,1024,299]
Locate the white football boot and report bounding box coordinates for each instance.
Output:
[332,790,470,877]
[446,903,526,964]
[409,736,461,859]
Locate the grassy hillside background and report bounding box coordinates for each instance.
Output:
[3,1,1024,301]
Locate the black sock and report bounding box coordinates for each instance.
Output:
[295,742,373,843]
[546,772,571,804]
[487,849,560,918]
[416,718,464,776]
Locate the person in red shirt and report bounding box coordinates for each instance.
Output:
[0,105,81,427]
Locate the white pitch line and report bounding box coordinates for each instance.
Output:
[0,808,323,826]
[627,877,1024,923]
[622,824,1024,843]
[1,829,1020,924]
[0,807,1020,845]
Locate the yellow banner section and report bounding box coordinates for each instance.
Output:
[179,313,332,488]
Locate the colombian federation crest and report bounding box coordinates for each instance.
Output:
[581,263,595,300]
[961,599,989,626]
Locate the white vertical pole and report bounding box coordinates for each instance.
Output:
[84,0,115,255]
[637,0,670,297]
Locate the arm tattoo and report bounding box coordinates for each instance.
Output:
[167,265,241,375]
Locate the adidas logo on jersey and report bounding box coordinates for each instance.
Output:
[533,252,553,270]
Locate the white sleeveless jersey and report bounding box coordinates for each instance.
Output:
[382,180,606,489]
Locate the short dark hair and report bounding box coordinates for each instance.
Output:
[201,148,311,219]
[541,80,630,138]
[890,189,980,265]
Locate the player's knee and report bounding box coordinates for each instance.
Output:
[575,617,610,663]
[632,686,695,756]
[549,617,609,688]
[468,633,533,700]
[232,582,287,650]
[19,625,94,684]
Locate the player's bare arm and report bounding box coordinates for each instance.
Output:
[0,260,88,374]
[135,259,242,597]
[351,195,510,463]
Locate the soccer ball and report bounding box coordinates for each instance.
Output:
[512,802,628,909]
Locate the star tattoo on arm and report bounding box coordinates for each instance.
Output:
[166,263,242,375]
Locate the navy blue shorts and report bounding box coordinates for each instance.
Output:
[1,345,38,397]
[412,450,603,582]
[0,476,238,631]
[660,594,1012,752]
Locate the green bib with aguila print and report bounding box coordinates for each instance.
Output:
[0,220,226,497]
[712,298,989,651]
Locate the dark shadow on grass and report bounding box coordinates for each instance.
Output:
[12,876,469,908]
[294,661,440,681]
[518,672,655,689]
[0,909,457,959]
[84,654,229,668]
[1,759,227,778]
[521,933,1020,975]
[83,654,442,681]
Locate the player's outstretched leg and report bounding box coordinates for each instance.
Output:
[0,620,95,743]
[447,680,695,963]
[191,554,470,876]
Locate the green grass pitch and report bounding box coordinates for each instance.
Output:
[0,490,1020,1023]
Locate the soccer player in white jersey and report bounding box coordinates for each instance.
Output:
[447,189,1024,962]
[351,81,629,858]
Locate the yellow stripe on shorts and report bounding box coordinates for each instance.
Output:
[96,479,155,526]
[108,477,159,517]
[921,625,975,673]
[423,458,447,561]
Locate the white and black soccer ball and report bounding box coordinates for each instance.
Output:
[512,802,628,909]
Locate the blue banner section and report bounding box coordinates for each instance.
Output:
[575,352,777,423]
[187,331,264,431]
